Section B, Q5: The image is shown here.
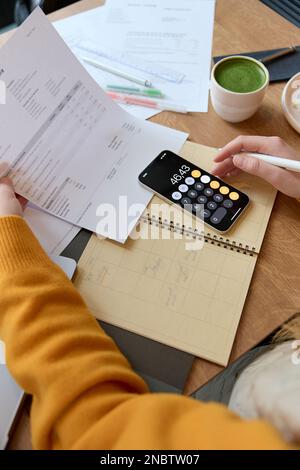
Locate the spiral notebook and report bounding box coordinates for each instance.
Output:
[74,142,277,366]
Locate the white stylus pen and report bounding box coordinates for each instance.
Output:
[82,56,153,88]
[240,152,300,172]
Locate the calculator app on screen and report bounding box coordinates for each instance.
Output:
[139,150,249,233]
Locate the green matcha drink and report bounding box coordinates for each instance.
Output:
[215,57,267,93]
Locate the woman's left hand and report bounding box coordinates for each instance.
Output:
[0,177,27,217]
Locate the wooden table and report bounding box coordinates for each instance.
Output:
[3,0,300,449]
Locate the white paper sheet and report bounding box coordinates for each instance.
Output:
[54,0,215,116]
[54,3,160,120]
[24,204,80,256]
[0,8,188,242]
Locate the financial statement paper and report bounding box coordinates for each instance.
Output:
[0,8,187,242]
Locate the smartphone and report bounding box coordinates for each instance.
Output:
[138,150,250,233]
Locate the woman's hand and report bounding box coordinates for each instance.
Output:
[212,136,300,198]
[0,177,27,217]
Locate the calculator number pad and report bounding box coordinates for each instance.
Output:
[171,169,241,227]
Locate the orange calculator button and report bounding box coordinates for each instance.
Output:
[191,170,201,178]
[210,180,220,189]
[220,186,229,195]
[229,191,239,201]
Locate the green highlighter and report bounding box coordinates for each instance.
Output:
[106,84,164,98]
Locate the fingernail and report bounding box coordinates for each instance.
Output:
[0,177,10,183]
[233,155,245,168]
[0,162,10,179]
[213,148,223,161]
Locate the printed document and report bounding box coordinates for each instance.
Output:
[0,8,187,242]
[54,0,216,117]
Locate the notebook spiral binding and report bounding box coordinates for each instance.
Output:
[141,214,257,256]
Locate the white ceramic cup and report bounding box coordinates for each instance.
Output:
[210,56,269,123]
[281,71,300,134]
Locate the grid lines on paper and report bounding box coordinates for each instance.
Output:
[75,223,256,364]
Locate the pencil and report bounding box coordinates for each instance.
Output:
[260,46,297,65]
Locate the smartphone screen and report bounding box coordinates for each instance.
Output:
[138,150,249,233]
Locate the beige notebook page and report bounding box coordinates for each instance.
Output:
[75,220,257,366]
[145,141,277,253]
[75,141,276,365]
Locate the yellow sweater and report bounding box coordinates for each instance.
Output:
[0,216,296,450]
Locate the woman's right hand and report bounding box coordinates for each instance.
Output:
[211,136,300,198]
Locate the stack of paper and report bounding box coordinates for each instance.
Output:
[0,1,215,252]
[54,0,216,119]
[0,8,188,246]
[24,205,80,256]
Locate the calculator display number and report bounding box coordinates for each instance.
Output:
[170,165,190,185]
